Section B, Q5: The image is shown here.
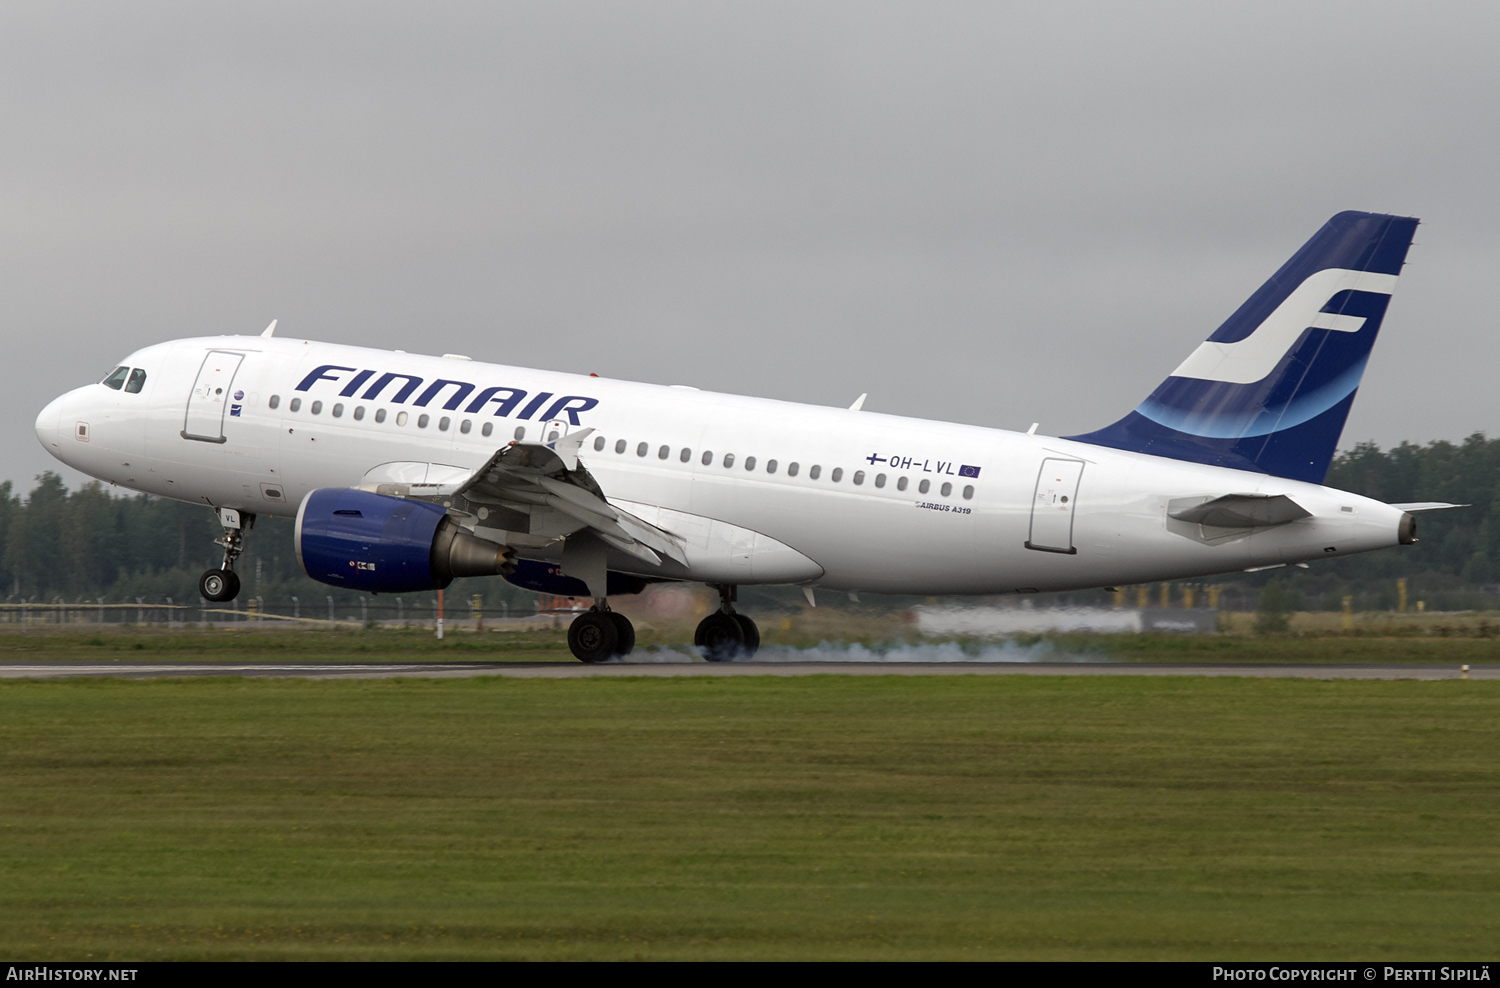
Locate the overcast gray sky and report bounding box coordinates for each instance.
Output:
[4,1,1497,493]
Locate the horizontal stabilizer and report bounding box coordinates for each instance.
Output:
[1389,501,1468,513]
[1168,492,1311,529]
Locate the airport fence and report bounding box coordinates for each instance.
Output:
[0,593,592,629]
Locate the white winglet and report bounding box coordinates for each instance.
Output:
[547,427,595,471]
[261,319,278,338]
[849,393,867,411]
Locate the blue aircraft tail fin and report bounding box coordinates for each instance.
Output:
[1064,211,1418,484]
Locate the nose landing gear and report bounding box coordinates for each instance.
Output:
[566,600,637,663]
[199,568,240,602]
[694,584,760,662]
[198,507,251,603]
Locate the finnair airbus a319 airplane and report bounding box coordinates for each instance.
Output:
[35,211,1455,661]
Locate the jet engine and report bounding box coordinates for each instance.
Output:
[295,488,513,594]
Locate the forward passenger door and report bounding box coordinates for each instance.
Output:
[182,351,245,443]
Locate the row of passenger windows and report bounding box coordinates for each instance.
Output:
[588,433,975,499]
[270,394,525,440]
[268,394,975,500]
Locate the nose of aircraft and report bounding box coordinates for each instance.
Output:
[34,392,66,455]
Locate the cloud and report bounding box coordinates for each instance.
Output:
[6,2,1498,490]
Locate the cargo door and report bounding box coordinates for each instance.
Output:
[1026,458,1084,554]
[182,351,245,443]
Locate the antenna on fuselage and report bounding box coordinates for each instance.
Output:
[261,319,278,338]
[848,393,867,411]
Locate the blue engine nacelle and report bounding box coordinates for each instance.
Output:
[296,488,513,594]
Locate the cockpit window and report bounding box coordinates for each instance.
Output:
[125,368,147,394]
[102,367,129,390]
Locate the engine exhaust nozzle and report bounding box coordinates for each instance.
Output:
[1398,512,1418,545]
[431,516,516,581]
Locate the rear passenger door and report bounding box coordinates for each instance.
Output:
[1026,458,1084,554]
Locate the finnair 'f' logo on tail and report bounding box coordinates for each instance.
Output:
[1169,268,1399,385]
[1064,210,1418,484]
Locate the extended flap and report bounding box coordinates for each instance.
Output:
[374,434,686,570]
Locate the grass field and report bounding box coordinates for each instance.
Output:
[2,673,1498,960]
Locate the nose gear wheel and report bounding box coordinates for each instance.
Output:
[199,569,240,603]
[197,509,253,603]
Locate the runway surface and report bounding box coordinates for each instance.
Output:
[1,660,1493,680]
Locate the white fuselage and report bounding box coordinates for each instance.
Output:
[35,336,1408,595]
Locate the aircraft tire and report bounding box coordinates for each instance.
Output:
[607,611,636,657]
[732,613,760,658]
[568,611,619,663]
[694,612,745,662]
[199,568,240,603]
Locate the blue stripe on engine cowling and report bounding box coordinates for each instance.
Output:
[297,488,449,594]
[1065,211,1419,484]
[502,558,652,597]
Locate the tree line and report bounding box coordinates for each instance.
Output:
[3,433,1498,615]
[0,472,540,618]
[1279,433,1500,611]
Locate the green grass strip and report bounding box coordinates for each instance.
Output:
[1,675,1497,960]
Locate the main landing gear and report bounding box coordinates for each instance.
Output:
[694,584,760,662]
[567,601,636,663]
[198,507,252,603]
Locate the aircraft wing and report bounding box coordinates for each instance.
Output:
[365,428,687,569]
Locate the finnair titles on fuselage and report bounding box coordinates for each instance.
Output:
[36,211,1454,661]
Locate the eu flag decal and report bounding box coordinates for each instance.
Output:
[958,464,981,478]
